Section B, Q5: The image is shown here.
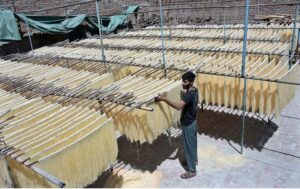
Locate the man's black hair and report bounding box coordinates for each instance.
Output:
[182,71,196,82]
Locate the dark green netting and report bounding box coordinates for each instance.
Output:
[0,9,21,41]
[0,6,139,41]
[15,13,87,34]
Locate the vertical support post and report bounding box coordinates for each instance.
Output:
[65,6,68,19]
[169,23,172,41]
[25,19,34,53]
[126,12,129,32]
[168,0,172,40]
[298,28,300,46]
[95,0,106,67]
[159,0,171,146]
[180,0,183,23]
[159,0,167,77]
[168,17,172,41]
[10,0,16,12]
[11,0,22,44]
[223,7,226,44]
[240,0,250,155]
[123,5,129,33]
[290,3,298,69]
[216,7,219,23]
[297,28,300,53]
[257,0,260,22]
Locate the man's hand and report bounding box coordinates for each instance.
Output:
[155,93,185,110]
[155,94,167,102]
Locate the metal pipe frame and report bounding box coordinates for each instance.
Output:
[10,0,17,12]
[159,0,172,146]
[223,7,226,44]
[290,4,299,69]
[159,0,167,77]
[257,0,260,20]
[240,0,250,154]
[24,19,34,53]
[95,0,106,66]
[30,166,65,188]
[168,0,172,41]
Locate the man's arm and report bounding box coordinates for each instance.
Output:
[155,94,186,110]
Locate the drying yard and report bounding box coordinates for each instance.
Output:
[0,0,300,188]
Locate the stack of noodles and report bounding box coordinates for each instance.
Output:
[28,46,191,79]
[14,54,185,83]
[0,59,117,90]
[32,40,297,116]
[28,46,226,74]
[196,55,299,116]
[0,58,183,144]
[0,89,117,187]
[12,54,129,80]
[15,55,133,81]
[74,35,290,55]
[40,43,286,67]
[65,30,297,116]
[139,24,294,41]
[0,68,181,143]
[99,75,182,144]
[116,28,292,41]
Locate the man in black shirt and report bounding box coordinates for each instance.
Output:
[156,71,198,179]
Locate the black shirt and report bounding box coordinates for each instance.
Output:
[180,87,198,126]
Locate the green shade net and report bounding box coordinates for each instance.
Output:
[86,5,139,33]
[0,6,139,41]
[0,9,21,41]
[15,13,87,34]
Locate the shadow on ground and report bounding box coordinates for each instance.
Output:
[197,108,278,151]
[87,108,279,187]
[116,134,183,172]
[87,134,184,188]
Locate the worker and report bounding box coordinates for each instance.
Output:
[155,71,198,179]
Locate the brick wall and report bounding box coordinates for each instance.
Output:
[0,0,298,34]
[1,0,133,16]
[133,0,297,25]
[1,0,297,24]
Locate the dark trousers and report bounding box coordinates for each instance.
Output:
[182,120,198,172]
